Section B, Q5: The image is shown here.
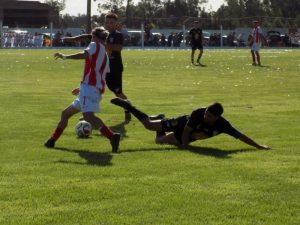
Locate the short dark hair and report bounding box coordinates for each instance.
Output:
[105,12,118,20]
[207,102,224,117]
[92,27,108,40]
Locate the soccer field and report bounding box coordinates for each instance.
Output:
[0,49,299,225]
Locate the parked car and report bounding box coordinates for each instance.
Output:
[266,31,283,47]
[124,30,144,46]
[203,31,210,46]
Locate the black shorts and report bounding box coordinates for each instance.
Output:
[106,71,123,95]
[191,42,203,50]
[161,115,196,144]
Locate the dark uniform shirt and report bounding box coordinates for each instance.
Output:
[187,108,241,139]
[189,28,203,44]
[107,30,124,73]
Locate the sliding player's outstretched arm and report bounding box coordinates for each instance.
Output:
[238,133,271,150]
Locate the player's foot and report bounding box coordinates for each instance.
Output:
[252,62,257,66]
[125,111,131,122]
[111,98,131,110]
[149,114,165,120]
[44,138,55,148]
[110,133,121,153]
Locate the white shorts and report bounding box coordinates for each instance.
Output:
[251,43,261,52]
[72,83,102,113]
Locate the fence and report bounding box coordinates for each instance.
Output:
[1,23,300,49]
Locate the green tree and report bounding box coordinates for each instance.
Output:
[136,0,164,18]
[262,0,300,18]
[44,0,66,13]
[98,0,125,16]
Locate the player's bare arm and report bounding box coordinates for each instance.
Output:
[238,133,271,150]
[181,125,193,148]
[54,51,88,60]
[62,34,91,43]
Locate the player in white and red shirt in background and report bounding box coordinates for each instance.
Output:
[249,20,267,66]
[44,27,121,153]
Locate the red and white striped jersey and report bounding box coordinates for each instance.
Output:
[252,26,263,44]
[81,42,110,93]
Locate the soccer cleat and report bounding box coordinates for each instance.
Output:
[110,133,121,153]
[149,114,165,120]
[252,62,257,66]
[125,111,131,122]
[44,138,55,148]
[110,98,131,110]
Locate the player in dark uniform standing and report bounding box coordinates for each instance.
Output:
[189,21,204,65]
[105,13,131,122]
[110,97,271,150]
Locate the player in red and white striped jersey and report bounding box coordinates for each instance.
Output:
[249,20,267,66]
[44,27,121,153]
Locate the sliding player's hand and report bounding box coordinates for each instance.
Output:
[54,53,64,60]
[257,144,271,150]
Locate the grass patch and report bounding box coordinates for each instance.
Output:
[0,49,299,225]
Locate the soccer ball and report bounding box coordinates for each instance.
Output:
[75,120,92,138]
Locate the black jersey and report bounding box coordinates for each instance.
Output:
[189,28,203,43]
[107,30,124,72]
[186,108,241,139]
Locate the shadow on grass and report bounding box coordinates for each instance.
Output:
[195,63,207,67]
[52,144,257,167]
[251,64,271,68]
[184,145,257,158]
[93,121,129,139]
[121,145,257,158]
[54,147,113,166]
[110,121,128,138]
[258,64,270,68]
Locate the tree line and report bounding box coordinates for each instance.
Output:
[47,0,300,29]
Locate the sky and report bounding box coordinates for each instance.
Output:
[26,0,226,16]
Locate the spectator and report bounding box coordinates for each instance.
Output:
[160,33,166,46]
[167,33,173,47]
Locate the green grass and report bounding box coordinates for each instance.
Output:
[0,48,299,225]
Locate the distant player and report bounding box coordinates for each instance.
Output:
[249,20,267,66]
[110,98,271,150]
[189,21,204,65]
[104,13,131,121]
[44,27,121,153]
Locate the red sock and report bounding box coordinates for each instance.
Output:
[51,127,64,141]
[100,125,114,139]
